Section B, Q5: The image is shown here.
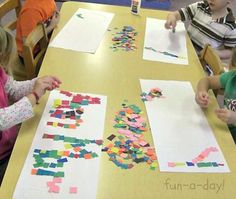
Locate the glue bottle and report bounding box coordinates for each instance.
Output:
[131,0,141,15]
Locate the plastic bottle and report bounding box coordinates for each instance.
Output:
[131,0,141,15]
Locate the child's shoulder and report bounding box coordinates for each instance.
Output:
[221,70,236,78]
[225,9,236,29]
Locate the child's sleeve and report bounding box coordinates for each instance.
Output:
[224,28,236,48]
[5,76,36,101]
[178,1,199,21]
[0,97,34,131]
[19,8,43,39]
[219,71,235,88]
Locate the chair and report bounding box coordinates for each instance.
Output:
[199,44,225,102]
[22,22,48,79]
[199,44,224,76]
[0,0,21,31]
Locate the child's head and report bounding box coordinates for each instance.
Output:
[0,26,15,70]
[207,0,233,13]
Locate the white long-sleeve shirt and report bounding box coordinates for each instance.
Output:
[0,70,37,160]
[0,76,36,131]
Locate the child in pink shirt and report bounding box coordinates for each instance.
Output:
[0,26,61,185]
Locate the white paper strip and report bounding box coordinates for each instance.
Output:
[50,8,114,53]
[140,79,230,173]
[13,90,107,198]
[143,18,188,65]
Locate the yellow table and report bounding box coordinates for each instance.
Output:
[1,2,236,199]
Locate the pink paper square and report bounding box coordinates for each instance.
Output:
[53,177,62,183]
[49,185,60,193]
[69,186,78,194]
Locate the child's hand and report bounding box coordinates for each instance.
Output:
[165,12,177,30]
[33,76,61,98]
[195,91,210,107]
[215,108,236,125]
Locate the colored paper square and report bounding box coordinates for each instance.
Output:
[62,100,69,105]
[168,162,176,167]
[53,122,58,127]
[69,187,77,194]
[63,151,70,156]
[47,122,53,126]
[64,124,70,128]
[84,153,92,159]
[48,185,60,193]
[107,134,116,141]
[31,169,37,175]
[53,177,62,183]
[73,147,82,152]
[69,124,76,129]
[186,162,195,166]
[47,181,55,187]
[64,143,73,149]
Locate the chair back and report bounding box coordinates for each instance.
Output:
[0,0,21,30]
[22,22,48,79]
[199,44,225,97]
[199,44,224,75]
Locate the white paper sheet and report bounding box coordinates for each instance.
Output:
[13,90,107,198]
[49,8,114,53]
[140,79,230,173]
[143,18,188,65]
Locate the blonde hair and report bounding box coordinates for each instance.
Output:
[0,26,15,72]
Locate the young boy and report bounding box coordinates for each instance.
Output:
[165,0,236,60]
[16,0,60,59]
[195,47,236,143]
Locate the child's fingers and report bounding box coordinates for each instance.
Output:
[196,93,209,107]
[215,109,229,123]
[164,21,171,29]
[52,76,62,85]
[215,108,227,114]
[41,76,61,87]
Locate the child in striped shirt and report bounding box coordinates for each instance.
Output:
[165,0,236,60]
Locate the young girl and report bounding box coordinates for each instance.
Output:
[0,26,61,185]
[195,47,236,143]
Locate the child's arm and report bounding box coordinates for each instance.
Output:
[0,97,34,131]
[5,77,37,101]
[216,48,233,60]
[29,76,61,103]
[165,11,181,30]
[195,76,221,107]
[0,76,61,131]
[5,76,61,102]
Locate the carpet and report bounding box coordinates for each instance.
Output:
[56,0,171,10]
